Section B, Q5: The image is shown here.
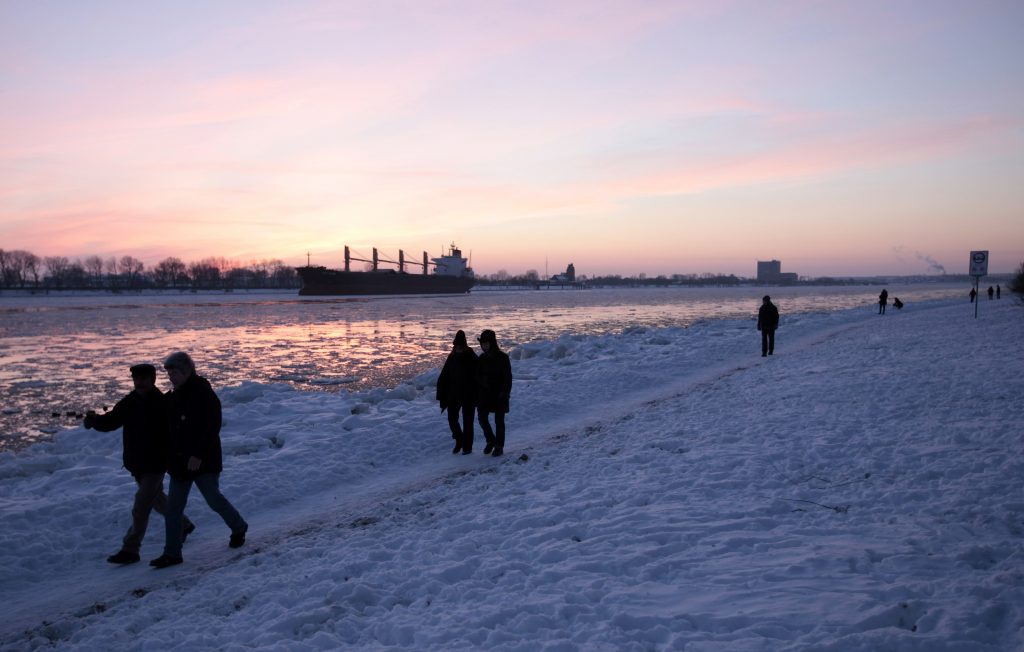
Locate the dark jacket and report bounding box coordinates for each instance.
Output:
[166,373,223,478]
[757,302,780,332]
[477,349,512,414]
[89,388,169,476]
[436,348,479,409]
[879,290,888,305]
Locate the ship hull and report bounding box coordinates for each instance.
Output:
[297,267,475,296]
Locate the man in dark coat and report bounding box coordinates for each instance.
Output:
[476,329,512,457]
[84,363,195,564]
[878,288,888,315]
[150,351,248,569]
[437,330,479,455]
[757,295,780,357]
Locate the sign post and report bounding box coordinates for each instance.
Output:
[969,250,988,319]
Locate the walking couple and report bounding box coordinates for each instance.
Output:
[85,352,248,568]
[436,329,512,457]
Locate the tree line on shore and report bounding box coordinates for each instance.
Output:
[4,246,1021,294]
[477,269,1024,289]
[475,269,746,287]
[0,248,299,291]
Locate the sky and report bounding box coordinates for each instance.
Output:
[1,0,1022,278]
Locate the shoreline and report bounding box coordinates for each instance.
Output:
[0,288,984,454]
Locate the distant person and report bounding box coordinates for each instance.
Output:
[83,363,195,565]
[987,286,994,300]
[893,297,904,310]
[997,284,1001,299]
[436,330,478,455]
[150,352,248,569]
[878,288,888,315]
[757,295,780,357]
[476,330,512,456]
[969,288,977,303]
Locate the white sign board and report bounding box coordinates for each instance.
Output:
[969,250,989,277]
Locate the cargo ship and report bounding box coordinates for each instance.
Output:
[297,243,475,296]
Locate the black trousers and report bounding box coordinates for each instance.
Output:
[761,329,775,356]
[447,404,475,451]
[478,410,506,449]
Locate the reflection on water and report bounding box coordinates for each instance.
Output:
[0,284,964,451]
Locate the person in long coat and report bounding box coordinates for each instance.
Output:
[149,351,248,568]
[436,330,478,454]
[84,363,194,564]
[476,329,512,457]
[878,288,888,315]
[757,295,780,357]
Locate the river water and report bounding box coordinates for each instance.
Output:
[0,283,965,451]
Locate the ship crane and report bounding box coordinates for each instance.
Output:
[343,246,431,275]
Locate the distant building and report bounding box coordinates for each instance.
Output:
[757,260,798,284]
[551,263,575,283]
[757,260,782,283]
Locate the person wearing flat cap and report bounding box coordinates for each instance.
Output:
[476,329,512,456]
[436,330,479,454]
[150,351,248,569]
[83,363,195,565]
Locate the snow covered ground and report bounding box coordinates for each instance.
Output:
[0,297,1021,650]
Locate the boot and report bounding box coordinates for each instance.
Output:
[229,527,247,549]
[149,554,183,568]
[107,550,140,565]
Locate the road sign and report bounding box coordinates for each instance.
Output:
[969,250,988,277]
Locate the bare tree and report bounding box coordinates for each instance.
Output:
[269,260,298,287]
[83,255,104,287]
[224,266,249,289]
[0,250,40,288]
[0,249,9,288]
[65,260,87,287]
[24,252,41,287]
[104,257,120,288]
[188,258,221,288]
[250,259,270,287]
[119,255,144,288]
[154,257,187,287]
[44,256,71,288]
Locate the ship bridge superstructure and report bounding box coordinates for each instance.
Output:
[431,243,473,278]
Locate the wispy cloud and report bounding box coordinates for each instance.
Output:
[2,1,1022,275]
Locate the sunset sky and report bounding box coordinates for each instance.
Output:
[2,1,1022,277]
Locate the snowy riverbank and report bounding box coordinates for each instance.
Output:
[1,297,1021,650]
